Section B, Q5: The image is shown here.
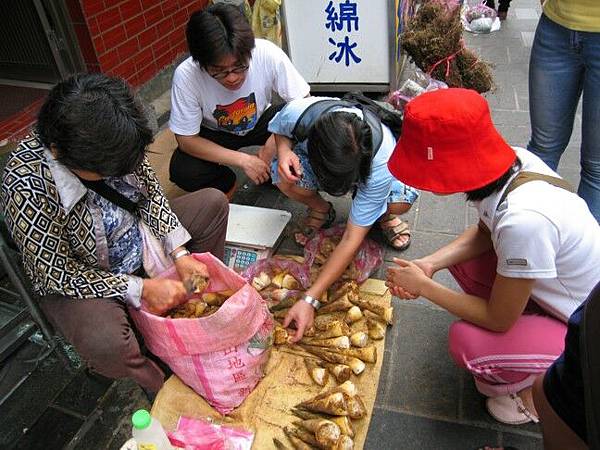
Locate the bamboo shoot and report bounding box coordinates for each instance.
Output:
[344,306,363,324]
[297,391,348,416]
[304,358,329,386]
[337,345,377,364]
[367,318,386,340]
[300,335,350,350]
[297,419,341,448]
[349,331,368,348]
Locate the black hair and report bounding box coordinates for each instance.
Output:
[186,4,255,69]
[307,92,403,197]
[465,157,522,201]
[36,73,152,177]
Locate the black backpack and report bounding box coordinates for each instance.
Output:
[290,98,384,152]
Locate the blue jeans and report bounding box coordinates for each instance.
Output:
[527,14,600,222]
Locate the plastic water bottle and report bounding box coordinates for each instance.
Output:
[131,409,173,450]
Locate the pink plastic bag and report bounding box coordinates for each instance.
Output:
[129,253,273,414]
[242,257,310,289]
[303,225,383,283]
[168,416,254,450]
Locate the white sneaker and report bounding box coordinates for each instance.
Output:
[486,394,540,425]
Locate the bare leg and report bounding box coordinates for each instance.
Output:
[276,180,333,244]
[257,134,277,164]
[276,180,330,212]
[532,374,588,450]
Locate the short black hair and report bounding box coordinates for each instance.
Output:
[186,4,255,69]
[307,111,372,197]
[465,158,522,201]
[36,73,152,177]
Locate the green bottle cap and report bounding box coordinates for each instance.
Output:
[132,409,151,429]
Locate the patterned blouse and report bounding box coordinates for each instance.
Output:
[0,136,191,307]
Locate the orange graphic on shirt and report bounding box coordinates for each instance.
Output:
[213,93,257,134]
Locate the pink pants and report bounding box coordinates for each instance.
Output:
[447,250,567,397]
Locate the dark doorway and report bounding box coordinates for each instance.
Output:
[0,0,84,85]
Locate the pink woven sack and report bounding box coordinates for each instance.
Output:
[130,253,273,414]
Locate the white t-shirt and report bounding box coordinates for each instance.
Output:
[476,147,600,322]
[169,39,310,137]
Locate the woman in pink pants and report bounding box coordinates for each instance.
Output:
[385,88,600,425]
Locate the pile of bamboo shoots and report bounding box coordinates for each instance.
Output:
[272,281,393,449]
[310,237,360,283]
[271,381,365,450]
[167,272,236,319]
[251,269,306,311]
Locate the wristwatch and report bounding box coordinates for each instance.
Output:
[171,248,190,261]
[302,294,322,311]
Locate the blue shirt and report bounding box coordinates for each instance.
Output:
[88,177,143,275]
[268,96,400,227]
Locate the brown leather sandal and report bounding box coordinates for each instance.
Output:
[378,214,411,251]
[294,201,336,246]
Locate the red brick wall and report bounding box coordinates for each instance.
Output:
[79,0,209,87]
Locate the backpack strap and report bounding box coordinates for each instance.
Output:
[291,99,384,153]
[496,171,575,210]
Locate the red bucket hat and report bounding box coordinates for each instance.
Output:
[388,88,516,194]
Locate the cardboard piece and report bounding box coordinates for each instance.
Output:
[152,279,392,449]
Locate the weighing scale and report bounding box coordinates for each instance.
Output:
[223,204,292,271]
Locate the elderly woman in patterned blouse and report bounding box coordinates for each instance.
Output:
[1,73,229,395]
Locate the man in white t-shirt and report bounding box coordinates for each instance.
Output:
[385,88,600,427]
[169,4,309,194]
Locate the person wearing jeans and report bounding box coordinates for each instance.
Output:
[527,1,600,222]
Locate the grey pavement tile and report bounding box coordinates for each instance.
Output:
[496,125,531,148]
[491,109,531,127]
[52,370,113,417]
[365,408,502,450]
[413,192,468,235]
[516,94,530,112]
[379,303,461,419]
[521,31,536,47]
[515,8,540,20]
[557,144,583,172]
[459,372,542,435]
[253,186,283,208]
[485,87,519,111]
[13,406,83,450]
[503,431,544,449]
[0,355,76,449]
[507,44,533,65]
[384,229,457,262]
[477,46,510,66]
[72,379,150,450]
[556,167,581,190]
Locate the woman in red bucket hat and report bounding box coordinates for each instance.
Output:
[386,88,600,427]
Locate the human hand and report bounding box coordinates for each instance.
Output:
[241,153,270,184]
[142,278,187,315]
[385,258,431,299]
[283,300,315,342]
[412,258,435,279]
[174,254,209,286]
[257,143,276,164]
[277,149,302,183]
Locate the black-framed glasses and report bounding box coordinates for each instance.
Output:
[207,64,249,80]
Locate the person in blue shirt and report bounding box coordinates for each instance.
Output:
[267,94,418,339]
